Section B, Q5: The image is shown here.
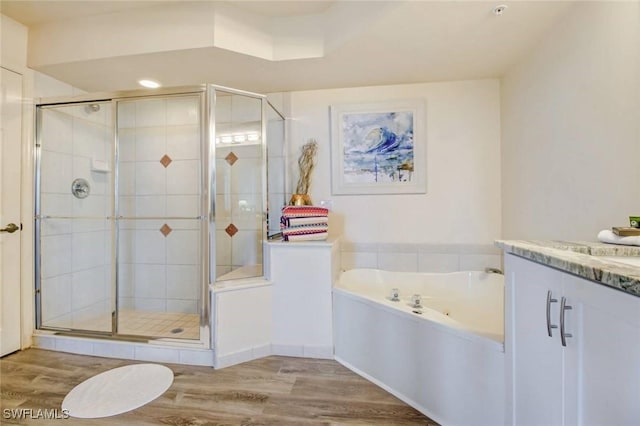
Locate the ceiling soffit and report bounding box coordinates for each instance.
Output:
[26,1,385,68]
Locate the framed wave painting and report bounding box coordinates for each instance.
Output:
[330,100,426,195]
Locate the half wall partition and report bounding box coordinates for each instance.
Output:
[35,85,285,345]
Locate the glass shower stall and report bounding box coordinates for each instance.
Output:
[34,85,285,345]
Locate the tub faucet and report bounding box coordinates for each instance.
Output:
[484,267,503,275]
[390,288,400,302]
[411,294,422,308]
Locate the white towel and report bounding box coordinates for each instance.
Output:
[597,230,640,246]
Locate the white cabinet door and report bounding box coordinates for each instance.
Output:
[564,274,640,426]
[507,253,640,426]
[506,254,564,426]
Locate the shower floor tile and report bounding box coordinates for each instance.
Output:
[50,310,200,340]
[118,310,200,339]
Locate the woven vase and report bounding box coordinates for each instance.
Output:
[289,194,312,206]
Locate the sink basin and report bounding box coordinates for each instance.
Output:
[597,256,640,268]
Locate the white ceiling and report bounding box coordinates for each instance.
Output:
[233,0,336,17]
[0,0,338,24]
[0,0,167,25]
[1,0,575,94]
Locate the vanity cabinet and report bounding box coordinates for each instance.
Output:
[505,253,640,426]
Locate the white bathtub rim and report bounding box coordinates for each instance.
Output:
[333,287,504,353]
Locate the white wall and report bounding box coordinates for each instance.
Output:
[501,2,640,240]
[1,14,28,73]
[287,80,502,245]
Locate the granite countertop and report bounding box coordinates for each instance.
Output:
[496,240,640,297]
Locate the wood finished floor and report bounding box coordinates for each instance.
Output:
[1,349,438,425]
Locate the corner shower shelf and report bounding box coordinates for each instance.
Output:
[91,158,111,173]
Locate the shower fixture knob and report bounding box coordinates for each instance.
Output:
[71,178,90,199]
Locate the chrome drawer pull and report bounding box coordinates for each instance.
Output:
[546,290,558,337]
[560,297,573,347]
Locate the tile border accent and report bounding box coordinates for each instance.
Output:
[160,223,173,237]
[160,154,173,168]
[225,223,238,237]
[339,242,503,273]
[225,152,238,166]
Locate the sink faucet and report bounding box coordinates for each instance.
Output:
[484,267,503,275]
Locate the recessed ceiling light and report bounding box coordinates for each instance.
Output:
[138,79,161,89]
[493,4,508,16]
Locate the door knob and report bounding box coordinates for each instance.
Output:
[0,223,19,233]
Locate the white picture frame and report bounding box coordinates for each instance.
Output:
[330,100,426,195]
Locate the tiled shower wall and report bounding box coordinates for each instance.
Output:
[117,96,202,314]
[39,104,113,328]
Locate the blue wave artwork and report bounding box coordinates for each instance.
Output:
[341,111,414,184]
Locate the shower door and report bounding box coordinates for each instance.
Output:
[36,90,206,341]
[37,101,115,332]
[115,94,204,339]
[213,90,266,280]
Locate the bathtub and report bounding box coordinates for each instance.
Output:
[333,269,505,426]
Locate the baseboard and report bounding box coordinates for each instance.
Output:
[214,344,271,369]
[215,343,333,368]
[31,334,215,366]
[271,344,333,359]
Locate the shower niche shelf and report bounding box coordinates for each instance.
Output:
[91,158,111,173]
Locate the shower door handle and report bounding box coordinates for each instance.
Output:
[0,223,19,233]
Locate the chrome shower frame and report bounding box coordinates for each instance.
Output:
[33,84,272,348]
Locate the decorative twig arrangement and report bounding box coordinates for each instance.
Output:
[295,139,318,195]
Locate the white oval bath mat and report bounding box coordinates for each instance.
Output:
[62,364,173,418]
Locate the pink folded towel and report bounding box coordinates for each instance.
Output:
[281,206,329,218]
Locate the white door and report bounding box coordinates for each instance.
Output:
[507,254,564,426]
[0,66,23,356]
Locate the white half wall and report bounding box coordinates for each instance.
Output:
[287,79,502,245]
[501,2,640,240]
